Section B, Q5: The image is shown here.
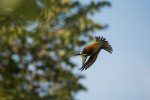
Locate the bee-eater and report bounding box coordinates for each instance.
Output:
[76,36,113,71]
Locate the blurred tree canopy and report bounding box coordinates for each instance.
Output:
[0,0,110,100]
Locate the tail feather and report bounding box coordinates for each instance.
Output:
[103,42,113,53]
[95,36,113,53]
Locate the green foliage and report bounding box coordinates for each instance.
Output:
[0,0,110,100]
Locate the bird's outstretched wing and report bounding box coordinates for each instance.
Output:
[82,56,87,66]
[79,50,100,71]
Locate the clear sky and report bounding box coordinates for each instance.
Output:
[75,0,150,100]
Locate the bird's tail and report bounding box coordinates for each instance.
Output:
[95,36,113,53]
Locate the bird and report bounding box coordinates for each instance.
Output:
[76,36,113,71]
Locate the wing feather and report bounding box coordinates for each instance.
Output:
[82,56,87,66]
[79,50,100,71]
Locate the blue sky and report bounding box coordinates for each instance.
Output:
[75,0,150,100]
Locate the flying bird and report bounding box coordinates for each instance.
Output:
[76,36,113,71]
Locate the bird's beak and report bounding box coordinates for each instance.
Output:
[75,53,86,57]
[75,54,81,56]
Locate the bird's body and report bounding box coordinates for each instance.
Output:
[82,42,102,55]
[76,36,113,71]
